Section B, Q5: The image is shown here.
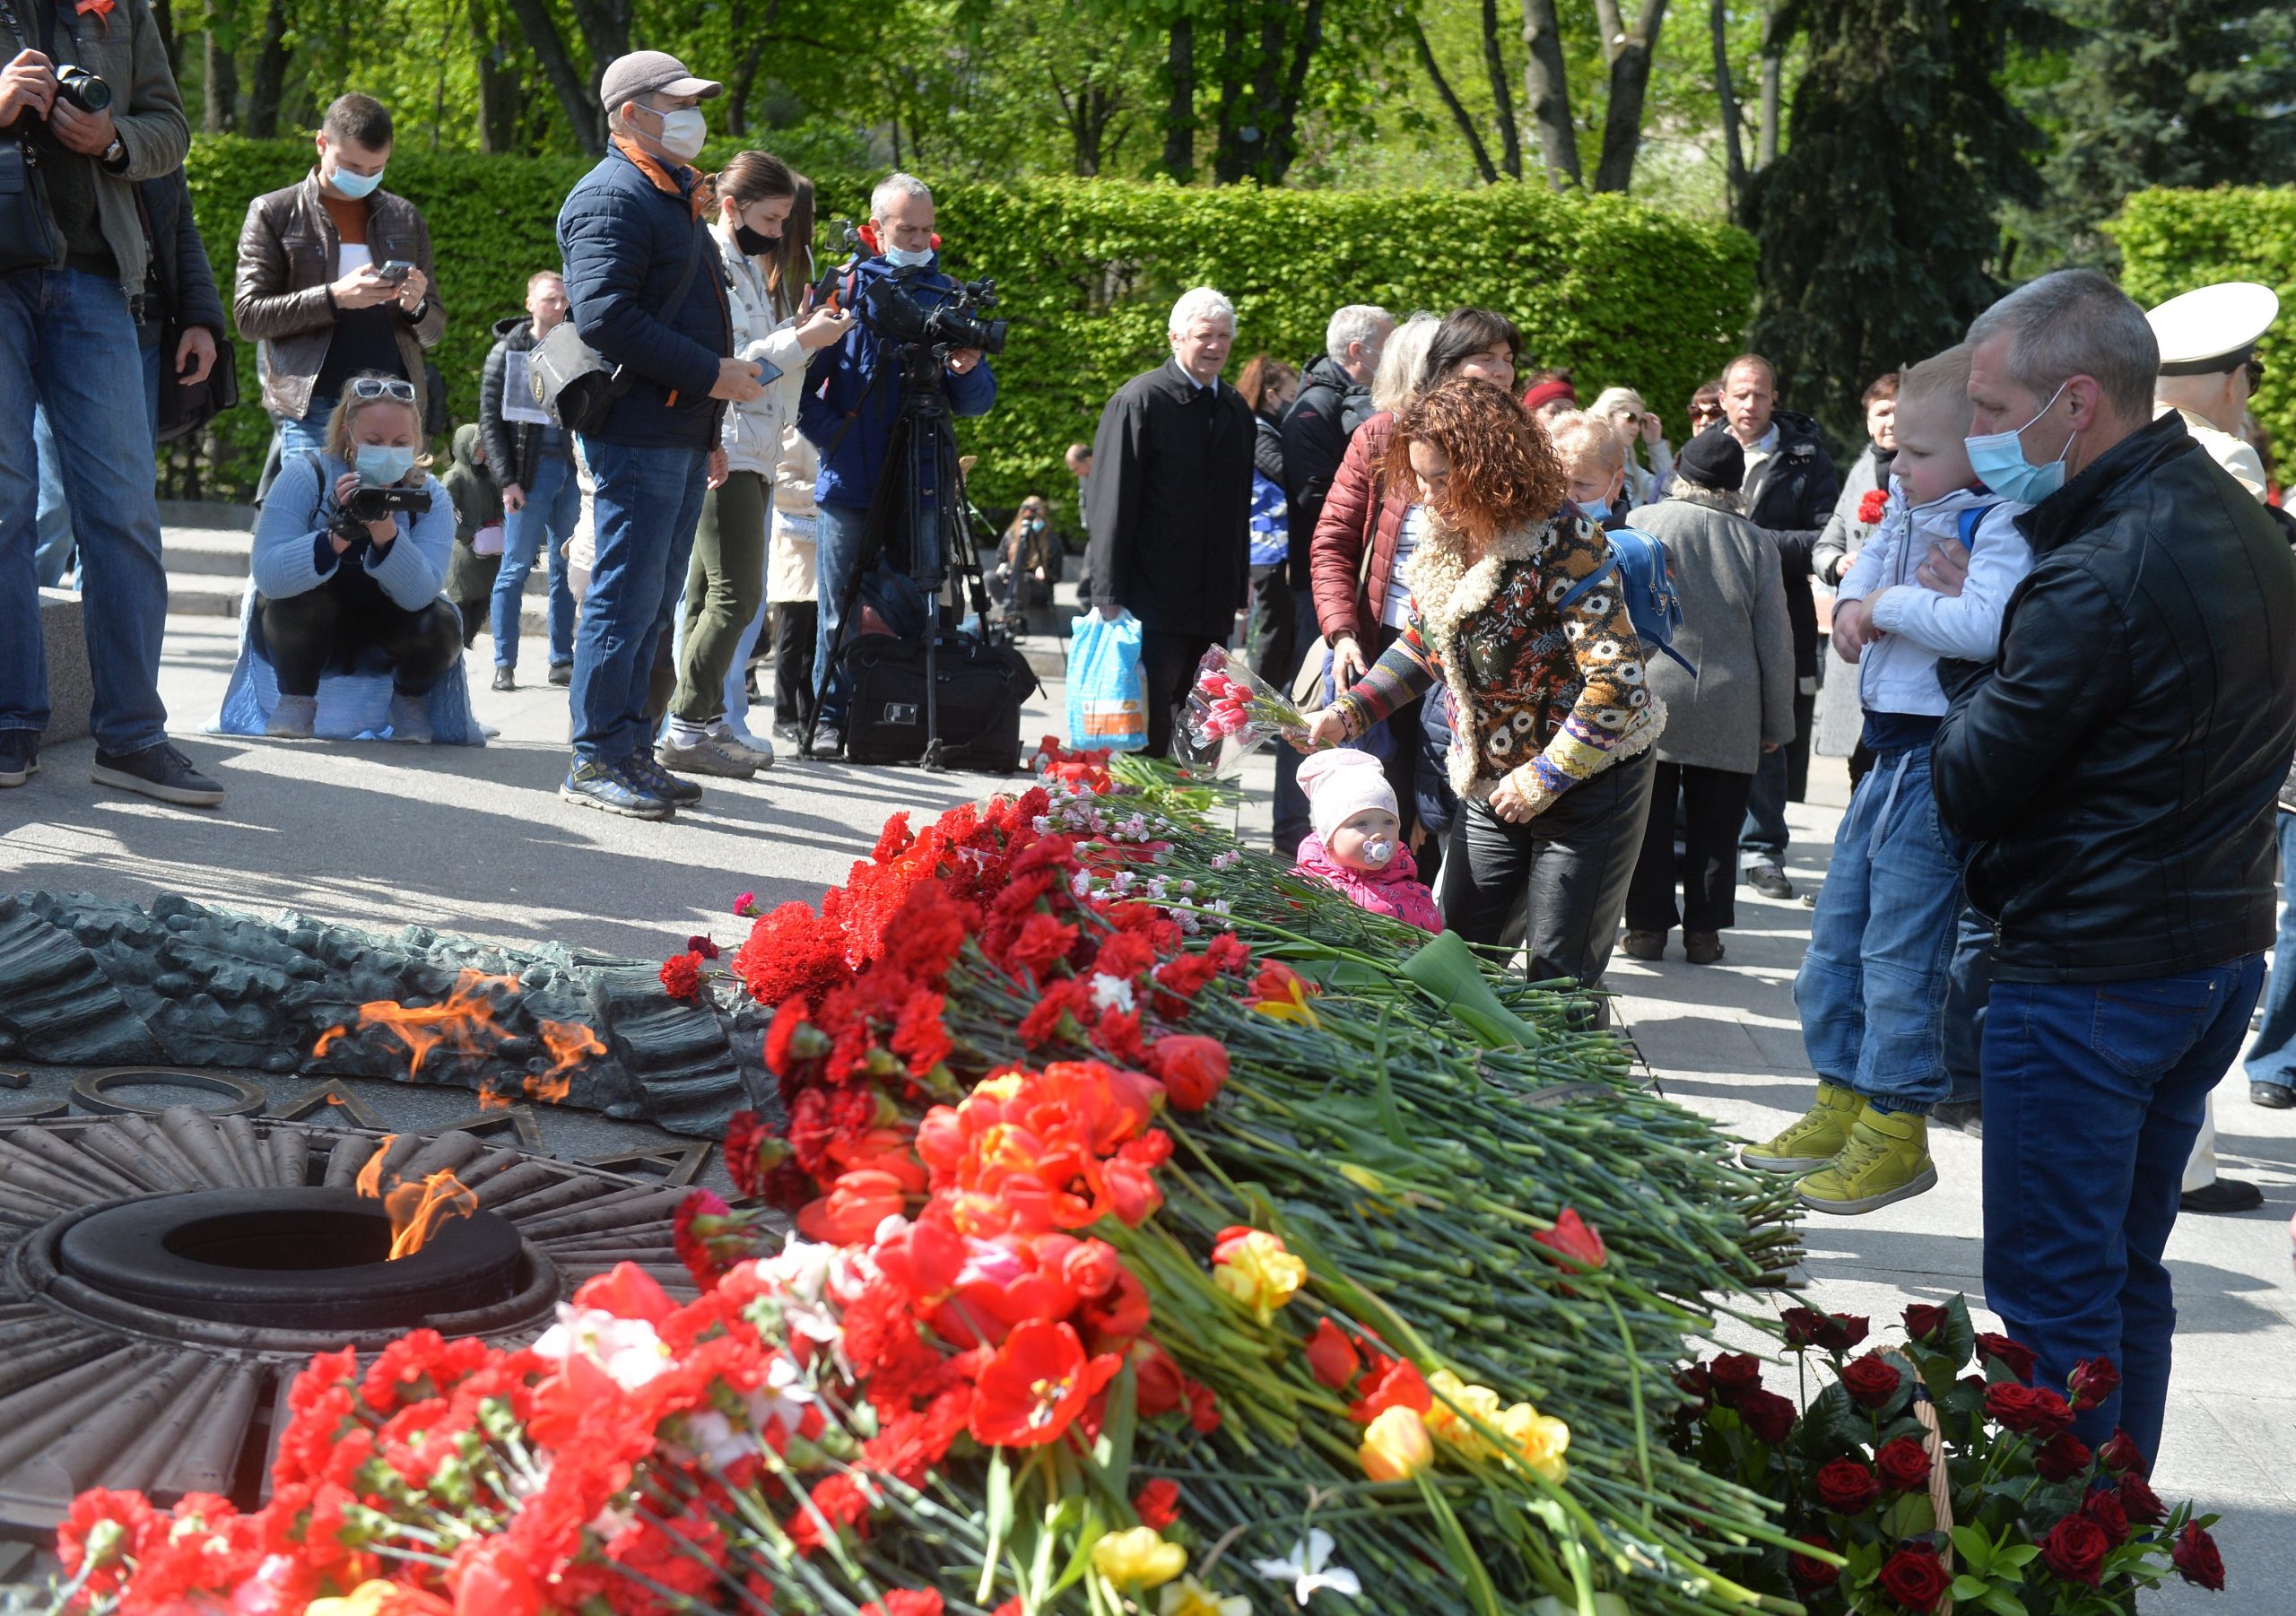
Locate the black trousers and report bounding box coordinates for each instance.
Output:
[774,602,819,728]
[261,578,461,698]
[1625,760,1757,934]
[1439,749,1657,990]
[1141,627,1216,759]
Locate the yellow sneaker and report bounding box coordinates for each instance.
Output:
[1740,1082,1862,1173]
[1798,1107,1938,1215]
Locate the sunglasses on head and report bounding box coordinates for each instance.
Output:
[351,377,418,403]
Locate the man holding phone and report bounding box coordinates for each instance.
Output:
[234,92,446,467]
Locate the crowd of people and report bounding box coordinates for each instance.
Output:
[4,8,2292,1478]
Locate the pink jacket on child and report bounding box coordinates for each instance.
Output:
[1293,834,1444,933]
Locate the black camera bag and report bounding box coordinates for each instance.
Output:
[839,630,1038,772]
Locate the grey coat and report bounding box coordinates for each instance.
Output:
[1625,494,1796,774]
[1813,443,1887,757]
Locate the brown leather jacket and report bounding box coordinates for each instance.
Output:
[232,170,448,421]
[1309,412,1414,655]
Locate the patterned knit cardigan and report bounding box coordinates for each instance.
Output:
[1333,510,1665,815]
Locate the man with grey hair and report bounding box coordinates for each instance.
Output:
[1932,267,2296,1463]
[797,170,996,757]
[1084,286,1255,756]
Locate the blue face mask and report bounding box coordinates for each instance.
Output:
[1576,498,1612,522]
[356,444,416,486]
[883,243,934,269]
[327,159,385,200]
[1965,381,2074,503]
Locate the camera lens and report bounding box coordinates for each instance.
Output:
[56,66,112,113]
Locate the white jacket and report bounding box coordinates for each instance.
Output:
[713,222,810,478]
[1833,485,2031,717]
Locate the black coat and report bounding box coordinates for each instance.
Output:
[1280,354,1375,575]
[1934,412,2296,984]
[479,316,560,492]
[1741,410,1841,678]
[138,169,225,337]
[1084,361,1256,640]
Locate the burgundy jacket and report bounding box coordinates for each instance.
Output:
[1309,413,1413,653]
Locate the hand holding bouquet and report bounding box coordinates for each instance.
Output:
[1173,648,1309,778]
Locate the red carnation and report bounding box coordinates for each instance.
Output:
[2172,1523,2225,1591]
[1303,1317,1361,1389]
[685,933,720,960]
[2032,1430,2092,1482]
[2067,1356,2120,1412]
[2118,1473,2168,1525]
[2097,1428,2148,1475]
[1787,1535,1839,1594]
[1706,1352,1762,1408]
[1813,1457,1881,1516]
[1857,487,1889,525]
[659,950,705,1002]
[2082,1488,2130,1548]
[1901,1302,1950,1343]
[1975,1332,2037,1383]
[1740,1387,1798,1445]
[2039,1516,2109,1586]
[1876,1541,1951,1612]
[1133,1478,1180,1532]
[1842,1351,1903,1409]
[859,1593,944,1616]
[1875,1435,1932,1493]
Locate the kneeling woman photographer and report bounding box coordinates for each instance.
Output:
[237,373,466,743]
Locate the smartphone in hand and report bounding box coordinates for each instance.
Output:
[378,260,413,283]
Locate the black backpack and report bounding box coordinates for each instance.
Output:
[840,630,1040,772]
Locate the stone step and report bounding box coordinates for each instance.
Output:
[159,573,552,641]
[158,527,554,598]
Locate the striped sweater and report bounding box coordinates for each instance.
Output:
[1333,511,1665,815]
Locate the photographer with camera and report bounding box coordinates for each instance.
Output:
[797,170,997,760]
[0,0,226,806]
[228,373,467,745]
[233,94,445,472]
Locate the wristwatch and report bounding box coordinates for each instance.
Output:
[100,136,126,170]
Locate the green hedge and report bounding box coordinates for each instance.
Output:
[2111,186,2295,465]
[180,138,1756,513]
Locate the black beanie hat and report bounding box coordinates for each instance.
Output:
[1675,428,1746,493]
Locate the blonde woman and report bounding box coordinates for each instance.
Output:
[232,372,468,743]
[1587,385,1673,506]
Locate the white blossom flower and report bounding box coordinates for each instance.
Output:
[531,1306,669,1389]
[1251,1530,1361,1605]
[1090,973,1136,1014]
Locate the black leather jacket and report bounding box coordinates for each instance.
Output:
[1934,412,2296,984]
[1742,411,1841,680]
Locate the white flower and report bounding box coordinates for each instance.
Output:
[674,1409,759,1468]
[1090,973,1136,1014]
[1072,870,1096,899]
[749,1353,816,1437]
[1032,815,1052,834]
[1251,1530,1361,1606]
[531,1305,670,1389]
[1145,877,1170,902]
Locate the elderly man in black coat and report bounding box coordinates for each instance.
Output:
[1084,287,1257,757]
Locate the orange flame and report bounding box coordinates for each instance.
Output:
[355,1134,396,1199]
[381,1170,479,1259]
[528,1020,606,1104]
[475,1087,513,1110]
[313,1025,349,1058]
[307,974,607,1102]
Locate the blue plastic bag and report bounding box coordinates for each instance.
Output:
[1065,609,1147,752]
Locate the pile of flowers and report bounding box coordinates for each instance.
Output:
[1674,1299,2222,1612]
[50,743,1810,1616]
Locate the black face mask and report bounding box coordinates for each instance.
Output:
[734,222,778,258]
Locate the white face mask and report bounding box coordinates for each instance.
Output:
[883,243,934,269]
[650,107,708,162]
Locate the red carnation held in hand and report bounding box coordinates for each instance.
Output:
[1874,1541,1951,1613]
[1857,487,1890,526]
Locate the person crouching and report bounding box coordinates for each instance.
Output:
[245,373,463,743]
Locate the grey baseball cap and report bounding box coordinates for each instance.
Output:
[598,51,723,112]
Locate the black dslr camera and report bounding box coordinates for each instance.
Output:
[54,65,110,113]
[330,483,432,557]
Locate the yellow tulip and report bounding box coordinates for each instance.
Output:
[1212,1230,1307,1322]
[1093,1526,1188,1591]
[1160,1576,1253,1616]
[1359,1403,1435,1482]
[1424,1368,1507,1461]
[1500,1401,1571,1484]
[304,1583,401,1616]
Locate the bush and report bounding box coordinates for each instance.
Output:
[180,139,1756,514]
[2110,187,2295,465]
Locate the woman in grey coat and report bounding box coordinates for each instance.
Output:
[1620,430,1796,964]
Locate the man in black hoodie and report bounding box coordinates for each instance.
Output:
[478,271,581,691]
[1721,352,1840,899]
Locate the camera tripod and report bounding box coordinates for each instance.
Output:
[803,339,1003,772]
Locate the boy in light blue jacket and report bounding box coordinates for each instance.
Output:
[1744,344,2032,1213]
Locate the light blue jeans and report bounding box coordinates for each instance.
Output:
[1794,743,1968,1115]
[490,451,579,670]
[0,268,171,755]
[810,500,871,725]
[570,438,709,764]
[2241,812,2296,1096]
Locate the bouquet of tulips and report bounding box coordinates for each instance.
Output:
[1170,650,1309,779]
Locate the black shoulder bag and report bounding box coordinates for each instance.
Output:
[529,218,708,435]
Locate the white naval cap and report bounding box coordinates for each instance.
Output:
[2147,282,2279,377]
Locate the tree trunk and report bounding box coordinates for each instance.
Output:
[1210,1,1250,184]
[1710,0,1746,211]
[203,21,238,133]
[1162,13,1196,181]
[1591,0,1666,192]
[1756,1,1783,168]
[242,0,291,140]
[1412,15,1498,185]
[152,0,177,75]
[500,0,604,152]
[1261,0,1323,183]
[565,0,629,65]
[1481,0,1521,178]
[1518,0,1579,188]
[725,0,778,135]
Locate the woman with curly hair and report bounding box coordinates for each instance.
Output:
[1304,378,1666,999]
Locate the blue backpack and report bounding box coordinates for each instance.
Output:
[1556,526,1697,677]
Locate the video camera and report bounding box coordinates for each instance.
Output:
[814,219,1008,357]
[329,482,432,556]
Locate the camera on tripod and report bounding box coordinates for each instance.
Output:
[815,220,1008,357]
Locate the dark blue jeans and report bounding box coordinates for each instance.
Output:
[810,500,870,725]
[1941,908,1993,1108]
[2241,812,2296,1096]
[491,451,579,671]
[1982,956,2265,1461]
[570,438,709,765]
[32,339,159,587]
[1,269,171,755]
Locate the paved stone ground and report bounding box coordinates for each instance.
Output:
[4,613,2292,1610]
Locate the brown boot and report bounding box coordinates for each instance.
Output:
[1683,931,1725,965]
[1620,929,1665,961]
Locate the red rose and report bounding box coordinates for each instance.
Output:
[1813,1457,1882,1516]
[1842,1351,1903,1409]
[1706,1352,1762,1408]
[2118,1473,2167,1525]
[2039,1516,2109,1586]
[2097,1428,2148,1475]
[1875,1541,1951,1613]
[2081,1488,2130,1548]
[2172,1522,2224,1590]
[2067,1356,2120,1412]
[1674,1362,1713,1412]
[1875,1435,1933,1494]
[2032,1431,2092,1482]
[1985,1382,2073,1436]
[1787,1535,1839,1594]
[1975,1332,2037,1383]
[1133,1478,1180,1532]
[1857,488,1890,525]
[1740,1388,1799,1445]
[1901,1302,1950,1343]
[1781,1308,1869,1354]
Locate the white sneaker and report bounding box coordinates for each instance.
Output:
[266,694,317,738]
[710,722,775,770]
